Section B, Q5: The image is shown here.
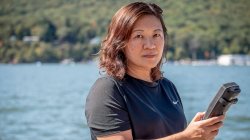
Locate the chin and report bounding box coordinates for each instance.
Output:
[147,60,161,67]
[143,62,159,69]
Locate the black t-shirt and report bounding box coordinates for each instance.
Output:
[85,74,187,139]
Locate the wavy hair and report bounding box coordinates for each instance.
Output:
[99,2,167,81]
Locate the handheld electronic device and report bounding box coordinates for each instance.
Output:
[203,82,240,120]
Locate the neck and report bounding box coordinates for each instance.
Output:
[127,65,152,82]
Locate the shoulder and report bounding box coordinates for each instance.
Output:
[160,77,179,93]
[92,75,119,90]
[85,76,131,136]
[87,75,124,104]
[161,77,175,86]
[161,77,184,106]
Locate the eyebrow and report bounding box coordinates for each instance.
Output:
[132,29,163,32]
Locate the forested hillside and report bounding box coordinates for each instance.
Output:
[0,0,249,63]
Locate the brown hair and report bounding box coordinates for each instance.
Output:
[99,2,167,81]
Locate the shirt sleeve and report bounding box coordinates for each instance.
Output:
[85,76,131,137]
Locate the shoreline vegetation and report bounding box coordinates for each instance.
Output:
[1,56,250,66]
[0,0,250,64]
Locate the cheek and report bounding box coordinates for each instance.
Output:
[126,40,142,53]
[156,39,165,52]
[125,46,142,63]
[129,40,142,49]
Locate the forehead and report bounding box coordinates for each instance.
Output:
[132,15,162,31]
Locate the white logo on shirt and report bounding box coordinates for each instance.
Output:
[173,100,179,105]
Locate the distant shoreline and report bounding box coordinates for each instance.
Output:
[1,59,250,66]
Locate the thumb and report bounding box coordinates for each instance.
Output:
[191,112,205,123]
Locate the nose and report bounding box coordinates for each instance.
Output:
[143,37,156,49]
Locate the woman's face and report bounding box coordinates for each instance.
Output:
[124,15,164,71]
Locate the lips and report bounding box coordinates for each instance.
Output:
[142,53,158,58]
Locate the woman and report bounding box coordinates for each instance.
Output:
[85,2,224,140]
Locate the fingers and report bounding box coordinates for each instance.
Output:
[206,121,223,132]
[211,129,219,135]
[210,129,220,138]
[204,123,221,140]
[191,112,205,123]
[187,113,224,140]
[200,115,225,126]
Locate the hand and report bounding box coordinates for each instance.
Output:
[182,112,225,140]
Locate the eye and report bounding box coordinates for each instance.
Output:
[153,34,161,38]
[134,34,143,38]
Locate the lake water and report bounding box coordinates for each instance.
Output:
[0,63,249,140]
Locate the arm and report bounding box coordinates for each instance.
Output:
[97,130,133,140]
[96,112,224,140]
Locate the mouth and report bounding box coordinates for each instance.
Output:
[142,54,158,58]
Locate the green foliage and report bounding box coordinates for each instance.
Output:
[0,0,249,63]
